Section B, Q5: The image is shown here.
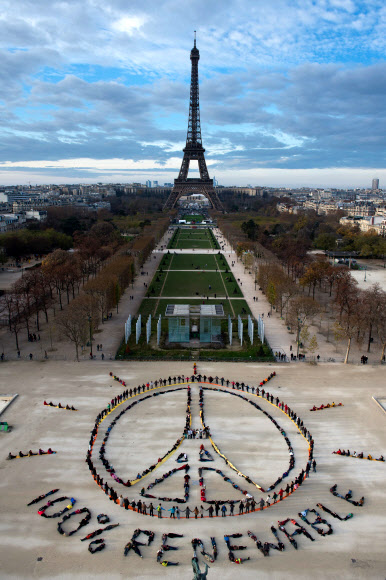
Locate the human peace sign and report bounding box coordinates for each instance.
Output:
[86,372,313,518]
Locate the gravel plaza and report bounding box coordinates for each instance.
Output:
[0,360,385,580]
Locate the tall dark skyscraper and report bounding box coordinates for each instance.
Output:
[164,34,223,211]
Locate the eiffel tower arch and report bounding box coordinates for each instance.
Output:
[164,34,224,212]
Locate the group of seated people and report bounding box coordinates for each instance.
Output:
[310,402,343,411]
[333,449,384,461]
[44,401,77,411]
[7,448,55,459]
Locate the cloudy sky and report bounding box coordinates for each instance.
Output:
[1,0,385,187]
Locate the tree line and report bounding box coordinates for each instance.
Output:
[0,214,170,360]
[213,210,385,363]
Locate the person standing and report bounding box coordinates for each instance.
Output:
[221,504,227,517]
[168,506,176,518]
[157,504,164,518]
[312,459,317,472]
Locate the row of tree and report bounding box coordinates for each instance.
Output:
[1,244,113,351]
[257,259,386,362]
[57,254,135,360]
[0,214,170,358]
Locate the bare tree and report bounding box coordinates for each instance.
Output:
[3,293,24,350]
[360,284,386,355]
[287,296,320,357]
[56,295,99,361]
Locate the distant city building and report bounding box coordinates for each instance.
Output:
[372,178,379,190]
[153,181,159,187]
[146,180,151,188]
[6,190,40,204]
[340,215,386,236]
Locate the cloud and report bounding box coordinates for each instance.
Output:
[0,0,385,186]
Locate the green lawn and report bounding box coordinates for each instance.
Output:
[231,299,252,316]
[169,254,228,271]
[162,270,226,297]
[167,228,219,250]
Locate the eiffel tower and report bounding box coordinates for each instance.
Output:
[164,34,223,211]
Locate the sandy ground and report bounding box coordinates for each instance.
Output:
[0,360,385,580]
[350,260,386,291]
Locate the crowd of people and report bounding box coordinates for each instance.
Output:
[44,401,77,411]
[142,463,190,503]
[248,528,285,556]
[330,484,364,507]
[156,532,183,566]
[224,533,250,564]
[298,508,333,536]
[316,503,354,521]
[81,521,119,541]
[83,369,315,519]
[37,496,76,518]
[7,448,55,460]
[27,488,59,506]
[199,383,313,499]
[199,466,253,506]
[124,528,155,558]
[310,402,343,411]
[57,507,91,536]
[191,537,217,563]
[333,449,384,461]
[86,386,190,493]
[277,518,315,548]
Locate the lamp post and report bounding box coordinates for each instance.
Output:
[88,316,93,357]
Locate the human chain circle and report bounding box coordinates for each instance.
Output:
[85,372,315,519]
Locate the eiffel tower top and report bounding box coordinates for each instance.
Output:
[191,30,199,58]
[186,32,203,149]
